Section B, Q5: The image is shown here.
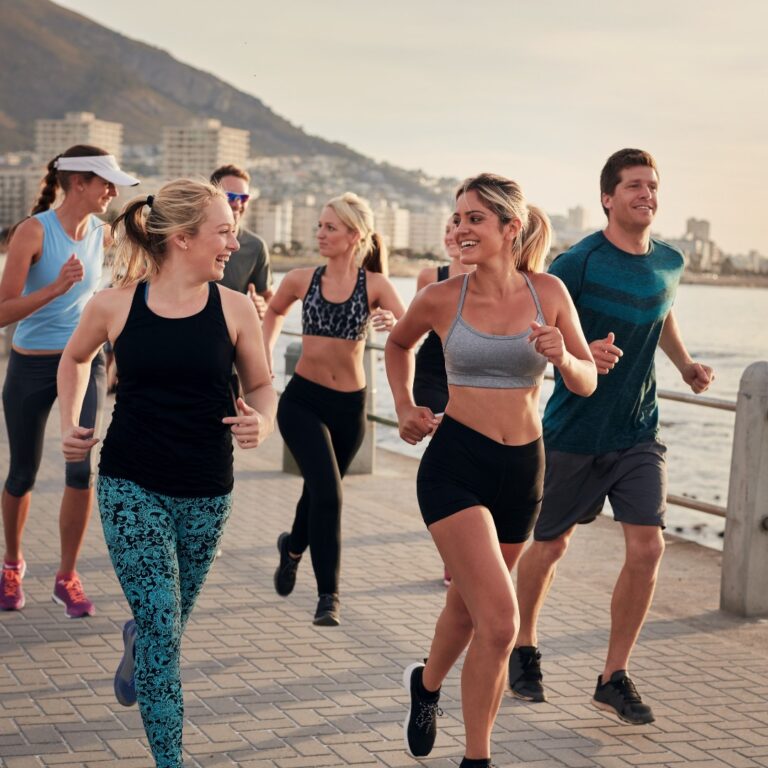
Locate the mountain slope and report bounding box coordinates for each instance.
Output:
[0,0,360,158]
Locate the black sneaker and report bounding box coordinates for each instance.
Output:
[508,646,547,702]
[274,532,300,596]
[592,670,655,724]
[313,593,340,626]
[402,661,442,757]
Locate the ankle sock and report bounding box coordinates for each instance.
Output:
[3,560,23,568]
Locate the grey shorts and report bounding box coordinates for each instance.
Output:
[533,440,667,541]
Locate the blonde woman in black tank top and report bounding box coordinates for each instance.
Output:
[57,180,276,768]
[386,174,597,768]
[262,192,405,626]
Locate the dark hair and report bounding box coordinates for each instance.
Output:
[455,173,551,272]
[362,231,386,274]
[599,148,658,217]
[209,164,250,185]
[31,144,109,216]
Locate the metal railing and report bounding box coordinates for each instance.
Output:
[280,330,736,518]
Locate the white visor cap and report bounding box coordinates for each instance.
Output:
[54,155,140,186]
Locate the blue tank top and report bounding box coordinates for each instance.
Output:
[444,272,548,388]
[301,266,370,341]
[13,209,103,350]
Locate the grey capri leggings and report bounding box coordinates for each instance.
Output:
[2,349,106,496]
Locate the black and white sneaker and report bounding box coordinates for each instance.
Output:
[403,661,442,758]
[508,646,547,702]
[593,670,655,724]
[274,532,300,596]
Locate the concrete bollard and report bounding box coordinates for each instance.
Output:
[720,361,768,617]
[281,340,376,476]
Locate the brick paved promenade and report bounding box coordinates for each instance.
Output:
[1,357,767,767]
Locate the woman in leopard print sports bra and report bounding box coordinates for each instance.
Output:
[262,192,405,626]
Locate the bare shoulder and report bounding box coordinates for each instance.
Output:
[92,284,135,311]
[418,273,463,307]
[217,283,253,313]
[528,271,568,299]
[282,266,316,294]
[416,266,438,291]
[7,217,43,254]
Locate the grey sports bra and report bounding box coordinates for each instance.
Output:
[443,273,548,388]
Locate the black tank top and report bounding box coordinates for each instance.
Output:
[99,282,236,497]
[414,265,450,394]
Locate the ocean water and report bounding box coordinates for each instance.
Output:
[272,275,768,551]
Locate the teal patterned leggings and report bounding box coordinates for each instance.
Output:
[97,476,232,768]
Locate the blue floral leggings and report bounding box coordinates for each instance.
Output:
[97,476,232,768]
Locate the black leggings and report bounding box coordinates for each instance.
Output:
[3,349,106,496]
[277,373,366,595]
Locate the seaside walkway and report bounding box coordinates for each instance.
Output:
[1,363,767,766]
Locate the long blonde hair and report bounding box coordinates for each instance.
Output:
[456,173,551,272]
[325,192,388,275]
[110,179,225,287]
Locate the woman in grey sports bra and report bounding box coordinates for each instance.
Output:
[386,173,596,768]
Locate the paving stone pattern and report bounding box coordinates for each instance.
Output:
[0,356,767,767]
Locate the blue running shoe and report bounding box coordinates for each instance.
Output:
[114,619,137,706]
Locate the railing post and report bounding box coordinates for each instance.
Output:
[281,340,375,476]
[720,361,768,617]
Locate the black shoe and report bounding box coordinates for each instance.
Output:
[592,670,655,724]
[402,661,442,758]
[508,646,547,702]
[274,532,300,597]
[313,593,340,626]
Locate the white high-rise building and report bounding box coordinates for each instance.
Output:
[374,201,410,250]
[162,119,249,180]
[0,168,45,231]
[35,112,124,163]
[251,199,293,248]
[291,196,320,252]
[409,207,451,256]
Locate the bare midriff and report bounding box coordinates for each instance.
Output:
[294,336,367,392]
[444,385,542,445]
[12,345,65,356]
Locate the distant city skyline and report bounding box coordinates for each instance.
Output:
[53,1,768,255]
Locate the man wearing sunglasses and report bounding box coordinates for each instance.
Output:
[210,165,273,319]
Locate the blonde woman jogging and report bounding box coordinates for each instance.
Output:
[58,179,276,768]
[263,192,405,626]
[386,173,596,768]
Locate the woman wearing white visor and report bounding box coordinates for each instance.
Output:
[0,145,139,617]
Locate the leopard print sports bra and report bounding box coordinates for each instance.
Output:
[301,266,370,341]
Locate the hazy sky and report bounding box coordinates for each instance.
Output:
[56,0,768,255]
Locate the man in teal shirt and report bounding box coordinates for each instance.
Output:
[509,149,714,724]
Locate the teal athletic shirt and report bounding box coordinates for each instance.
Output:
[543,230,684,455]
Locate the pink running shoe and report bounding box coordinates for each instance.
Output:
[0,560,26,611]
[52,573,95,618]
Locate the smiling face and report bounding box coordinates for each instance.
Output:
[217,174,250,228]
[452,190,520,266]
[602,165,659,233]
[316,205,359,259]
[183,196,240,280]
[444,219,461,260]
[80,175,118,214]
